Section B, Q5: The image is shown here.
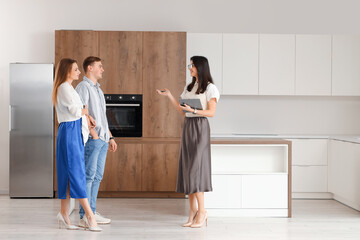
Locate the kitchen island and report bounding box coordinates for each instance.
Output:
[208,138,292,217]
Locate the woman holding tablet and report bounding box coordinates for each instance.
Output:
[157,56,220,228]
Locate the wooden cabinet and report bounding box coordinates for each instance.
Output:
[186,33,223,92]
[55,30,186,196]
[332,35,360,96]
[295,35,332,96]
[222,34,259,95]
[100,144,142,191]
[141,143,180,191]
[143,32,186,138]
[259,34,295,95]
[99,31,143,94]
[55,30,99,88]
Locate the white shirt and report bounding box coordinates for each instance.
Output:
[56,82,89,144]
[180,82,220,117]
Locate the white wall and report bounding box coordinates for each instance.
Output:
[1,0,360,192]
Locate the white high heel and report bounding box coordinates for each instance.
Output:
[57,212,80,230]
[83,216,103,232]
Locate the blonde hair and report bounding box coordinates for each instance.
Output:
[52,58,77,105]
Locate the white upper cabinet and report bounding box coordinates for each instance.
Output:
[259,34,295,95]
[332,35,360,96]
[186,33,223,93]
[295,35,332,96]
[222,34,259,95]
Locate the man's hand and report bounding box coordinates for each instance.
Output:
[109,138,117,152]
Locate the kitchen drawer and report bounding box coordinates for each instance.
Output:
[241,175,288,208]
[206,175,242,208]
[292,166,328,192]
[291,139,328,166]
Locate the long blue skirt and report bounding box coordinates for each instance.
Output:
[56,118,87,199]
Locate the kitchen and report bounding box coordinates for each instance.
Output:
[2,0,360,239]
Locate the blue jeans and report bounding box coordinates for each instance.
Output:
[79,138,109,219]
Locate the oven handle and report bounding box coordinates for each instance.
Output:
[106,103,141,107]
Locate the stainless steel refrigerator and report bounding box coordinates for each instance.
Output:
[9,63,54,198]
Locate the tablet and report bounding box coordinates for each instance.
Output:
[179,98,203,112]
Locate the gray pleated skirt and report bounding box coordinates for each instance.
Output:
[176,117,213,194]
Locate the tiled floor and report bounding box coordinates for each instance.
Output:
[1,195,360,239]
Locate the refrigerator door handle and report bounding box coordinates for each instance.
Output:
[9,105,11,132]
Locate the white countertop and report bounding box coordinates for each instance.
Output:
[211,134,360,144]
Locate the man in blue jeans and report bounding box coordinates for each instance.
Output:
[76,56,118,226]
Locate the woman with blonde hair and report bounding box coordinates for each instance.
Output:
[52,58,101,232]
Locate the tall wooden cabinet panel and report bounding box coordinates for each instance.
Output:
[54,30,99,191]
[99,31,143,94]
[99,144,142,191]
[141,143,180,191]
[55,30,99,86]
[143,32,186,138]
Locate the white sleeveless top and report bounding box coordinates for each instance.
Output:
[180,82,220,117]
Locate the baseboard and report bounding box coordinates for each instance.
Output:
[333,194,360,211]
[0,190,9,195]
[292,192,333,199]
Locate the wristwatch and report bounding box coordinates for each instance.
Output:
[110,137,115,140]
[193,108,197,114]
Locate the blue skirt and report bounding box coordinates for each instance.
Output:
[56,118,87,199]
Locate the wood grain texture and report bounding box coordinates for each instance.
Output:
[141,143,180,191]
[99,144,142,191]
[99,31,143,94]
[55,30,99,88]
[142,32,186,138]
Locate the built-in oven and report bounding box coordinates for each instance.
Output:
[105,94,142,137]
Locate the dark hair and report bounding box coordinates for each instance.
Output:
[52,58,77,105]
[187,56,214,94]
[83,56,101,73]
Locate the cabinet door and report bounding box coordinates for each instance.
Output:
[141,143,180,191]
[55,30,99,89]
[295,35,332,95]
[206,175,242,208]
[332,35,360,96]
[259,34,295,95]
[222,34,259,95]
[99,31,143,94]
[292,166,328,192]
[143,32,186,138]
[187,33,223,93]
[242,175,288,208]
[328,140,360,205]
[291,139,328,166]
[100,144,142,191]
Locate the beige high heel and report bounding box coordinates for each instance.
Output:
[83,215,103,232]
[190,211,208,228]
[182,211,198,227]
[57,212,80,230]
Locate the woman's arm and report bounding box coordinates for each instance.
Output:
[180,98,217,117]
[156,88,185,116]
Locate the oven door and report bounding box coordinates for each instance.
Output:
[106,103,142,137]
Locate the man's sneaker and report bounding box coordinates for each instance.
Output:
[79,217,86,228]
[94,212,111,224]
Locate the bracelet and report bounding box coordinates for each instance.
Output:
[193,108,197,114]
[110,137,115,140]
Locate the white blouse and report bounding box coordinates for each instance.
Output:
[180,82,220,117]
[56,82,89,144]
